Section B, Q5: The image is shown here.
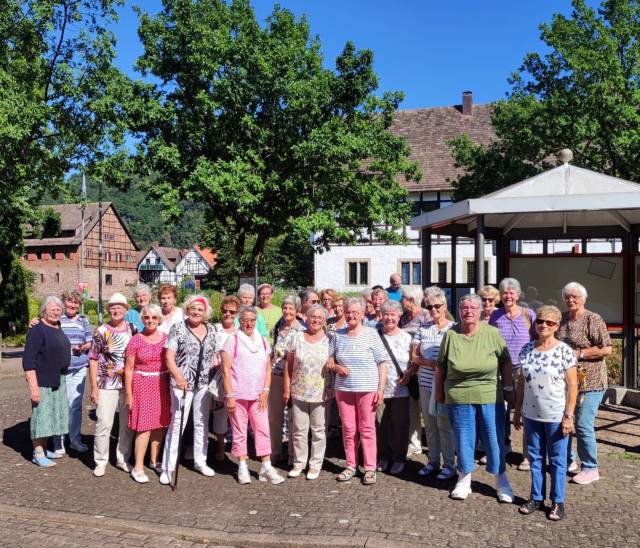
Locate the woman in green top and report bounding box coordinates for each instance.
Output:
[257,284,281,343]
[435,293,515,503]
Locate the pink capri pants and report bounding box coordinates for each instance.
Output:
[229,399,271,458]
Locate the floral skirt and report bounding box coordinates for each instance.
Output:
[30,376,69,439]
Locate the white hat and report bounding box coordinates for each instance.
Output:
[107,292,129,309]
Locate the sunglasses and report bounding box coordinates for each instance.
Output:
[481,298,494,303]
[426,304,444,311]
[535,319,558,327]
[222,308,237,314]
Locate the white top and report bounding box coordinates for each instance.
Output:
[329,327,389,392]
[158,307,184,335]
[382,331,412,398]
[412,321,455,391]
[518,341,577,423]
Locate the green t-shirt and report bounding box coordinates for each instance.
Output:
[437,323,511,405]
[259,306,282,343]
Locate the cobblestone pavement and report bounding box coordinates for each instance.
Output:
[1,365,640,547]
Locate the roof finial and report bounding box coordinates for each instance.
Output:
[558,148,573,165]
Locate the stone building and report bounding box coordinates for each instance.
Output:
[137,243,217,287]
[22,203,139,299]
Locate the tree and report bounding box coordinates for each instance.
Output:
[0,0,129,332]
[450,0,640,200]
[111,0,419,280]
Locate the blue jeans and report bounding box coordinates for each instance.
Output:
[567,390,603,470]
[53,367,87,450]
[525,418,568,503]
[448,402,506,475]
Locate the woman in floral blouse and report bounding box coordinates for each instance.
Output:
[556,282,612,486]
[283,304,330,480]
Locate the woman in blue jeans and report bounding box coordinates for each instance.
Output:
[435,294,514,503]
[514,305,578,521]
[556,282,612,486]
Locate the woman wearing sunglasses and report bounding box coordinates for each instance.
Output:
[410,286,457,480]
[514,305,578,521]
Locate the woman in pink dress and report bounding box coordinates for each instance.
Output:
[124,304,171,483]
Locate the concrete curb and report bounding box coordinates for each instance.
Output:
[0,503,423,547]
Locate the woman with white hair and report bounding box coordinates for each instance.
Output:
[490,277,536,470]
[160,295,218,485]
[435,294,514,502]
[236,283,269,337]
[557,282,612,486]
[327,297,389,485]
[125,303,171,483]
[22,296,71,467]
[125,283,152,333]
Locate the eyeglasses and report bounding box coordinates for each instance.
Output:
[308,299,320,304]
[222,308,237,315]
[481,298,494,303]
[563,294,581,301]
[425,304,443,311]
[535,318,558,327]
[239,318,256,323]
[142,315,160,320]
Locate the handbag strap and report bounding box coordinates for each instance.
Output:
[377,329,404,379]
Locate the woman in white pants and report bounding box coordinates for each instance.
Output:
[160,295,218,485]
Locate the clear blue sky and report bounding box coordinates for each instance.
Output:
[113,0,584,109]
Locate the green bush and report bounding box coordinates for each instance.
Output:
[608,338,623,385]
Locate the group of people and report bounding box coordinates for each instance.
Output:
[22,274,612,521]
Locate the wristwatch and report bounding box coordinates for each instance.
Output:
[579,350,585,360]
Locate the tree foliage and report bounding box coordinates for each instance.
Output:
[450,0,640,200]
[0,0,129,332]
[110,0,419,276]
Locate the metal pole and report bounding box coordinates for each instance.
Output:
[475,214,485,289]
[421,228,432,289]
[80,173,86,316]
[98,179,103,324]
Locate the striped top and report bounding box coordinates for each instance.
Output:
[329,327,389,392]
[412,321,455,391]
[60,313,92,371]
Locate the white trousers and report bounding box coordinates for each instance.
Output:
[94,389,134,467]
[162,386,211,472]
[291,398,326,469]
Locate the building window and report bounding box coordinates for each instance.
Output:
[400,261,422,286]
[116,253,121,262]
[347,260,369,286]
[437,262,447,284]
[105,274,112,286]
[104,251,111,262]
[40,273,44,283]
[465,260,490,283]
[85,248,92,259]
[55,273,60,283]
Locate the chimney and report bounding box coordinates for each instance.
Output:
[462,91,473,115]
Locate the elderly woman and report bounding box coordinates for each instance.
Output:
[236,283,269,338]
[211,295,240,460]
[478,285,500,322]
[22,296,71,467]
[89,292,136,477]
[320,288,337,319]
[125,283,152,333]
[557,282,612,486]
[327,294,346,331]
[298,288,321,324]
[364,288,387,328]
[221,305,285,484]
[283,304,330,479]
[514,305,578,521]
[257,283,280,342]
[435,294,514,502]
[160,295,217,485]
[490,277,536,470]
[411,286,457,480]
[124,304,171,483]
[375,300,413,475]
[269,295,304,464]
[327,297,388,485]
[361,288,375,318]
[157,284,184,335]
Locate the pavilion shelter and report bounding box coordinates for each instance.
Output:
[410,155,640,389]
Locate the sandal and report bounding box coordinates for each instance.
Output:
[336,467,355,482]
[519,499,542,515]
[362,470,377,485]
[32,450,57,468]
[548,502,565,521]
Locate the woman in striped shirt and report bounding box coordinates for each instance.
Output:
[327,297,388,485]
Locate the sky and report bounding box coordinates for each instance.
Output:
[113,0,584,110]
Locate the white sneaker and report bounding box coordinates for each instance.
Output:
[376,460,389,472]
[159,471,172,485]
[194,463,215,477]
[115,461,132,473]
[418,462,438,476]
[436,466,456,481]
[306,468,320,480]
[389,462,405,475]
[238,465,251,485]
[131,469,149,483]
[497,486,514,503]
[450,482,472,500]
[288,466,303,478]
[93,465,106,478]
[259,465,285,484]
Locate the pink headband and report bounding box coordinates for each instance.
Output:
[191,297,208,309]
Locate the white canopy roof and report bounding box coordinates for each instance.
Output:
[410,163,640,233]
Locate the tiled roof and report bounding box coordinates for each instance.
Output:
[193,245,217,268]
[156,245,185,269]
[389,93,495,192]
